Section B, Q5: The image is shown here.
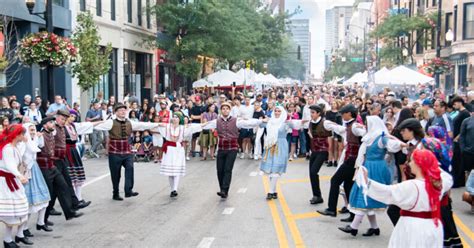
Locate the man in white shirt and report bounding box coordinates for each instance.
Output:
[238,96,255,159]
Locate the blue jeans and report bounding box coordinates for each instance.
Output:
[467,170,474,195]
[299,129,307,155]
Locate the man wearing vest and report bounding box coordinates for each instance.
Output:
[216,102,263,199]
[317,105,365,222]
[94,104,160,201]
[38,117,83,223]
[308,105,332,205]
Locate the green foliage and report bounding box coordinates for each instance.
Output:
[324,44,365,81]
[71,12,112,91]
[150,0,290,80]
[0,56,7,71]
[371,12,438,66]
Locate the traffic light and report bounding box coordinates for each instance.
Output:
[297,45,301,60]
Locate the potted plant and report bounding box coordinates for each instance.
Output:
[423,57,453,75]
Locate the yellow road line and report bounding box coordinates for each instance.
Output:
[453,213,474,242]
[263,177,289,248]
[280,176,331,184]
[459,235,471,248]
[293,212,321,220]
[277,183,306,248]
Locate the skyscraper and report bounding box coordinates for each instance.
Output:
[287,19,311,77]
[324,6,353,70]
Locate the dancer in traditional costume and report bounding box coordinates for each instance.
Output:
[211,102,263,199]
[318,105,365,223]
[338,116,403,236]
[155,112,202,197]
[307,105,331,205]
[65,110,97,206]
[19,123,52,239]
[94,103,160,201]
[422,128,462,248]
[357,149,453,248]
[0,124,30,247]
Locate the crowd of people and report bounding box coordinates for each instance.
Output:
[0,82,473,247]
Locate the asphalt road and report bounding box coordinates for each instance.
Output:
[2,156,473,248]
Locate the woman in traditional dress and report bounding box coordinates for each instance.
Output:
[199,104,218,161]
[260,106,304,200]
[358,149,452,248]
[422,129,462,248]
[158,112,202,197]
[65,110,95,207]
[339,116,403,236]
[19,123,52,238]
[0,124,30,247]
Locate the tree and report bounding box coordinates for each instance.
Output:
[371,12,437,66]
[71,12,112,91]
[0,16,23,89]
[266,36,306,80]
[324,44,365,81]
[149,0,290,80]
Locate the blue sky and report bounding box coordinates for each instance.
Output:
[285,0,355,78]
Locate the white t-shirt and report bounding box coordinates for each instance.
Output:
[239,105,254,119]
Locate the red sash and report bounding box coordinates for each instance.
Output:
[162,141,177,154]
[400,210,433,219]
[0,170,19,192]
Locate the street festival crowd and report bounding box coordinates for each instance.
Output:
[0,82,474,247]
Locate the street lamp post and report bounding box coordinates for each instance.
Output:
[435,0,443,89]
[26,0,55,102]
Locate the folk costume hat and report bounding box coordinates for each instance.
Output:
[40,116,56,126]
[397,118,422,131]
[114,103,127,112]
[57,109,70,117]
[339,104,357,115]
[220,102,232,110]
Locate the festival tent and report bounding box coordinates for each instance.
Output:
[236,68,257,84]
[373,67,391,84]
[344,71,368,85]
[262,74,282,86]
[377,65,434,85]
[205,69,243,87]
[192,78,209,88]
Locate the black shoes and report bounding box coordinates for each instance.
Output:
[340,215,355,223]
[46,220,54,226]
[362,228,380,237]
[339,206,350,214]
[170,191,178,197]
[309,196,324,205]
[272,193,278,199]
[217,191,228,199]
[317,209,337,217]
[49,208,62,216]
[36,224,53,232]
[3,241,18,248]
[125,192,139,198]
[266,193,273,200]
[338,225,358,236]
[23,229,34,237]
[113,195,124,201]
[15,236,34,245]
[327,161,332,167]
[74,200,91,210]
[66,211,84,221]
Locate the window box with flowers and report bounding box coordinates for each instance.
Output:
[17,31,77,68]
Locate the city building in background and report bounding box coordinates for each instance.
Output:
[324,5,353,70]
[0,0,73,101]
[347,2,373,45]
[71,0,158,104]
[287,19,311,77]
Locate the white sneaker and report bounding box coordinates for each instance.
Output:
[289,157,293,161]
[293,153,297,159]
[186,156,190,161]
[240,153,245,159]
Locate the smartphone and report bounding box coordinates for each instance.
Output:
[232,82,236,87]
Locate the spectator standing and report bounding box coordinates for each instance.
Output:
[46,95,67,117]
[190,96,205,157]
[24,102,42,125]
[452,97,471,188]
[0,97,14,121]
[85,101,103,158]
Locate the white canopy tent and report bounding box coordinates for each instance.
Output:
[375,65,434,85]
[205,69,243,87]
[344,71,368,85]
[192,78,209,88]
[236,68,257,85]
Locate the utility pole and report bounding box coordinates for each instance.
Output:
[46,0,54,102]
[435,0,442,88]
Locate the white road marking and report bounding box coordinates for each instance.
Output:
[222,207,235,215]
[237,188,248,193]
[83,173,110,188]
[197,237,215,248]
[249,171,258,177]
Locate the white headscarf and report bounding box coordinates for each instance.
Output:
[22,123,41,168]
[361,116,389,146]
[264,106,287,149]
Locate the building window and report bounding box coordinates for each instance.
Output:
[463,3,474,39]
[96,0,102,16]
[80,0,86,11]
[111,0,116,21]
[146,0,151,29]
[53,0,64,6]
[138,0,143,26]
[454,5,458,41]
[127,0,132,23]
[445,12,453,45]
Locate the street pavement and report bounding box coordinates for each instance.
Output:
[3,156,473,248]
